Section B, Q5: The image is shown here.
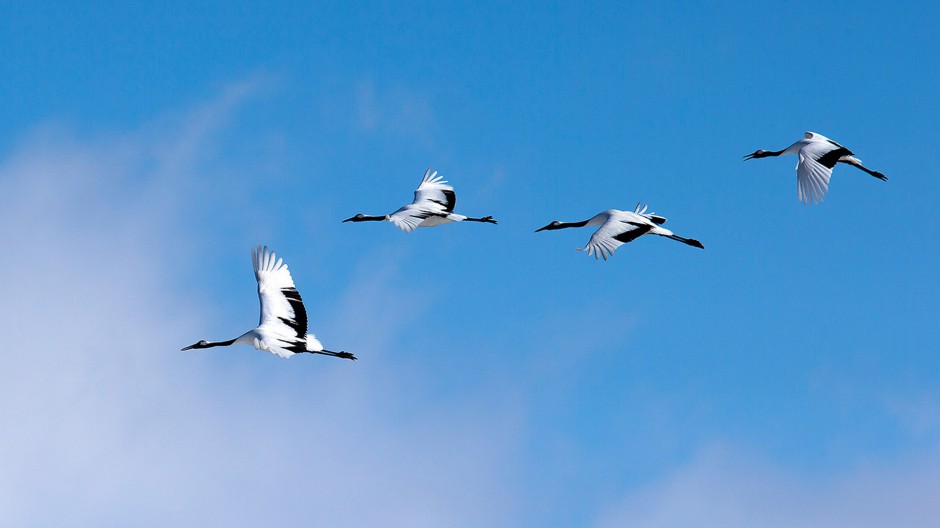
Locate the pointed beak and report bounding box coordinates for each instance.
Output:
[535,224,552,232]
[181,344,197,351]
[342,216,356,223]
[743,151,757,161]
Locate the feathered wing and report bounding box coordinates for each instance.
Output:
[796,142,834,205]
[387,205,441,233]
[412,168,457,212]
[579,216,652,261]
[251,244,309,357]
[387,168,454,232]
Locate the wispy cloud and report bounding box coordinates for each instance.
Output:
[353,78,436,145]
[0,80,521,527]
[595,444,940,528]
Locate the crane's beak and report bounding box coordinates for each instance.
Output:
[181,343,197,351]
[535,224,553,232]
[342,216,356,223]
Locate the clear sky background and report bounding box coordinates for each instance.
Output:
[2,1,939,526]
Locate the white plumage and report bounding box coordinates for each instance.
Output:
[343,168,496,231]
[536,203,704,261]
[744,131,888,205]
[181,245,355,360]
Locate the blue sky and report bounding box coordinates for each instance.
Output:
[2,1,939,526]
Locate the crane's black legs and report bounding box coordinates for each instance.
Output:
[465,216,498,224]
[839,159,888,181]
[665,234,705,249]
[309,349,358,360]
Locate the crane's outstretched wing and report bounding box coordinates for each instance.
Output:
[251,244,308,356]
[387,205,443,233]
[579,217,652,261]
[796,141,840,205]
[384,169,455,233]
[412,168,456,212]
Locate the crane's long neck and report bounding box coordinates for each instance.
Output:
[555,219,591,229]
[204,338,237,348]
[754,148,787,158]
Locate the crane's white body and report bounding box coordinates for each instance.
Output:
[237,245,323,358]
[579,207,678,260]
[388,170,465,231]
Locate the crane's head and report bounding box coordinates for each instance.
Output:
[743,149,773,160]
[181,340,209,351]
[535,221,563,232]
[342,213,387,223]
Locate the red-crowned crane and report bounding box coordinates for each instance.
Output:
[744,131,887,204]
[182,245,355,360]
[536,203,704,261]
[343,168,496,231]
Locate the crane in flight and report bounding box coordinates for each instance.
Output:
[536,204,704,261]
[182,245,356,360]
[343,168,497,232]
[744,131,887,204]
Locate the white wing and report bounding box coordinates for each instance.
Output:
[251,245,308,356]
[796,142,834,205]
[384,169,455,233]
[412,168,456,212]
[387,204,441,233]
[579,214,653,261]
[633,202,667,225]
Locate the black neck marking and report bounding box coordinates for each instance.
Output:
[744,149,785,160]
[205,339,237,348]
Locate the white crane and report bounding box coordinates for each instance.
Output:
[182,245,356,360]
[343,168,497,232]
[744,131,888,204]
[536,204,704,260]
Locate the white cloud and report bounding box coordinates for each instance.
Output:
[595,444,940,528]
[0,82,521,527]
[353,79,436,144]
